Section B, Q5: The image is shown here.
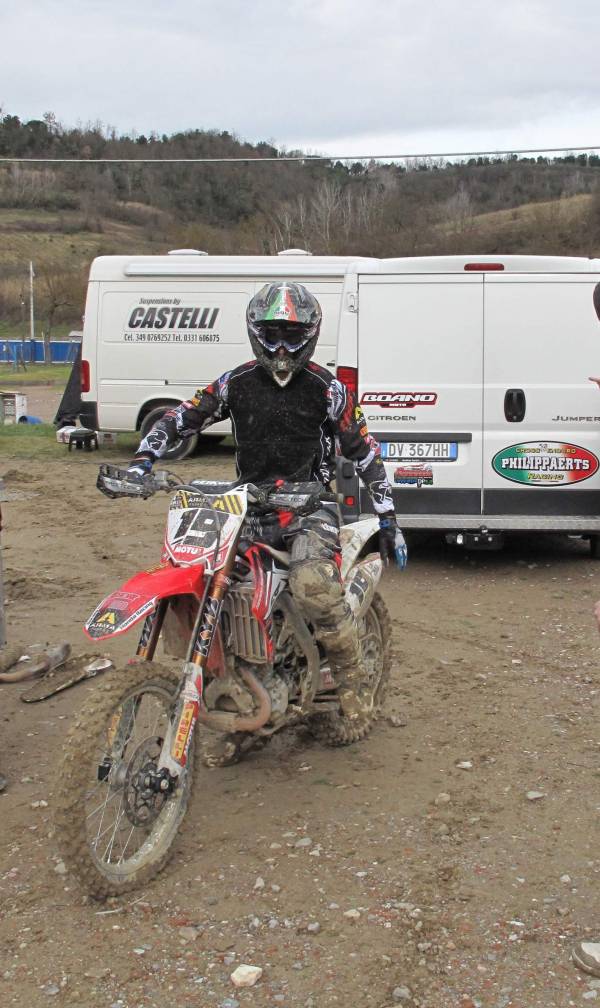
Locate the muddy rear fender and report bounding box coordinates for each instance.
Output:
[84,563,206,641]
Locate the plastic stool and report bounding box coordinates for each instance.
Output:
[68,428,98,452]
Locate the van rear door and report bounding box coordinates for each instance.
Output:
[357,273,484,516]
[483,275,600,517]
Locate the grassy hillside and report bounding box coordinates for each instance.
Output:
[0,204,173,334]
[1,190,599,340]
[442,193,596,255]
[0,206,165,268]
[3,192,597,274]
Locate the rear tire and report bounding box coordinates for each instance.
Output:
[140,405,198,462]
[55,662,194,900]
[310,592,391,746]
[591,535,600,559]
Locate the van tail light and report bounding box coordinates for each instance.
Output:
[81,359,90,393]
[336,366,358,397]
[464,262,504,271]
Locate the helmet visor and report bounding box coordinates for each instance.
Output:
[255,322,313,353]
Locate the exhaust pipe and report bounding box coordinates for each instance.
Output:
[196,664,272,733]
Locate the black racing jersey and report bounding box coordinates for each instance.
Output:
[135,361,394,514]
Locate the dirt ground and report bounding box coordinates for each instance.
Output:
[3,423,600,1007]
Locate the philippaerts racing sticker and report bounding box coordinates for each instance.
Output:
[492,441,599,486]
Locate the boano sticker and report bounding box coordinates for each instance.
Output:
[360,393,438,409]
[492,442,599,486]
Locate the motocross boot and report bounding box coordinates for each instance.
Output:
[289,558,372,721]
[318,620,373,721]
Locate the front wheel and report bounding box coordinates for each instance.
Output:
[54,662,194,899]
[310,592,391,746]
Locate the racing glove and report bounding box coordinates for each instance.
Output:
[379,515,408,569]
[126,457,153,481]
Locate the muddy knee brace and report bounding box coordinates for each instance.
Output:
[288,558,347,627]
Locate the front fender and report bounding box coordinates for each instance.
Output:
[85,563,206,641]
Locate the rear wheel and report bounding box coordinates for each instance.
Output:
[55,662,194,899]
[140,404,198,462]
[310,592,391,746]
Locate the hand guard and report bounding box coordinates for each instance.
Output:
[379,516,408,569]
[97,458,153,499]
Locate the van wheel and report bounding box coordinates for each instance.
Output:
[590,535,600,559]
[140,405,198,462]
[197,434,226,452]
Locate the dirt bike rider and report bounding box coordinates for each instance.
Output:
[126,281,406,720]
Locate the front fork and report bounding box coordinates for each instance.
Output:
[138,571,232,779]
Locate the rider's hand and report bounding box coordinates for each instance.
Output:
[126,458,153,482]
[379,515,407,569]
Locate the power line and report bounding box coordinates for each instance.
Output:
[1,144,600,165]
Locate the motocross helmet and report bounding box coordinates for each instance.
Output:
[246,281,322,387]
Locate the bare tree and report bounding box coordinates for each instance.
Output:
[310,180,342,250]
[35,259,84,361]
[443,183,474,236]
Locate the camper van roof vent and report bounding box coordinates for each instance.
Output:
[167,249,208,256]
[277,248,312,256]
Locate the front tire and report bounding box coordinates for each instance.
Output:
[54,662,194,899]
[310,592,391,746]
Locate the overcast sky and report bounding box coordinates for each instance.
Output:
[2,0,600,159]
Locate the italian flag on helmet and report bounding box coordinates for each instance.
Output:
[264,284,299,323]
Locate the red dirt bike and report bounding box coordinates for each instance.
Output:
[55,465,392,898]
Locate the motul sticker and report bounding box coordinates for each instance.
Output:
[492,442,599,486]
[360,392,438,409]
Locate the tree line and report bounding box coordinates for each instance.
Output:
[1,109,600,330]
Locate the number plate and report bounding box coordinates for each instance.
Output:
[381,441,458,461]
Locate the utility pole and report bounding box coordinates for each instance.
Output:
[29,261,35,357]
[20,289,26,364]
[0,498,6,649]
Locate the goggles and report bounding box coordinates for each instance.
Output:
[256,323,312,352]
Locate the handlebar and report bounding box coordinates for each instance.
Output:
[97,465,340,510]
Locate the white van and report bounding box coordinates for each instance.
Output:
[335,255,600,553]
[80,249,374,459]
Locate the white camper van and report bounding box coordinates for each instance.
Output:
[335,255,600,553]
[80,250,374,459]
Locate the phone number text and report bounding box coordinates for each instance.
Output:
[123,333,221,343]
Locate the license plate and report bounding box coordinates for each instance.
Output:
[381,441,458,461]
